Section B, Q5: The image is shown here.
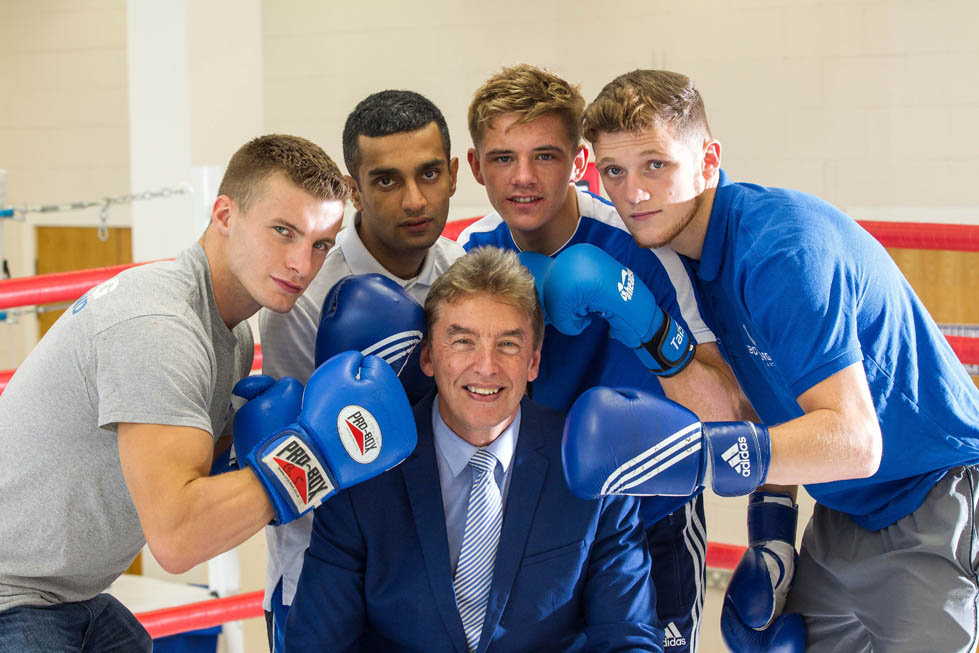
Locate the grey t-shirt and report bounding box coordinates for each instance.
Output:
[0,244,253,611]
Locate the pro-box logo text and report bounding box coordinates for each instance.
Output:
[262,435,334,512]
[337,405,382,464]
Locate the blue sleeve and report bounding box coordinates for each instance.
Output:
[745,244,863,397]
[618,244,713,345]
[582,496,664,652]
[284,491,366,652]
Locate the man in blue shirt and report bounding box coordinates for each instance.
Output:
[459,64,748,652]
[583,68,979,652]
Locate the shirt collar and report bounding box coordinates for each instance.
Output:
[431,395,519,479]
[337,213,442,287]
[695,169,733,282]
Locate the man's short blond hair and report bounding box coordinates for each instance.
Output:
[218,134,348,212]
[583,70,711,144]
[468,64,585,150]
[424,247,544,350]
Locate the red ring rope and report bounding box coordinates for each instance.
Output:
[0,262,154,310]
[135,590,263,639]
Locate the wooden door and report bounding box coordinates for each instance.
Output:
[885,247,979,388]
[35,226,132,337]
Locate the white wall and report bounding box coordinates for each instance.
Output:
[1,1,977,651]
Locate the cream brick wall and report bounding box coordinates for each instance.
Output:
[0,0,130,369]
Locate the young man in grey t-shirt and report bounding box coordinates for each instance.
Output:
[0,135,349,651]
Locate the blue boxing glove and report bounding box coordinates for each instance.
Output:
[317,273,433,405]
[230,375,304,467]
[561,386,771,499]
[516,250,552,323]
[542,243,694,376]
[214,375,303,475]
[243,350,417,525]
[721,492,806,652]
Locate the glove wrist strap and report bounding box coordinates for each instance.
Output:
[703,421,771,496]
[747,495,798,545]
[248,425,338,525]
[638,308,696,377]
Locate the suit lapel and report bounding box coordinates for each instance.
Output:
[478,399,549,651]
[403,397,469,653]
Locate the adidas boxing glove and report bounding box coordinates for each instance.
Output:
[562,386,771,499]
[317,273,433,404]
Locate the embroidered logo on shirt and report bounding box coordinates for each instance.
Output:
[742,324,775,368]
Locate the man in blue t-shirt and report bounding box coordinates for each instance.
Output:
[582,68,979,653]
[459,64,750,653]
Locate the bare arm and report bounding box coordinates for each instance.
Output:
[118,422,274,574]
[764,361,882,485]
[660,342,754,422]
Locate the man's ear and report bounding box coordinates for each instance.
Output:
[571,144,589,182]
[419,340,435,378]
[527,347,542,384]
[345,175,363,212]
[701,138,721,181]
[211,195,234,235]
[448,157,460,197]
[467,148,485,186]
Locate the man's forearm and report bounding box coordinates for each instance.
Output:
[660,342,752,422]
[143,469,274,574]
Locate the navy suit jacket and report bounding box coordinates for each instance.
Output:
[285,395,663,652]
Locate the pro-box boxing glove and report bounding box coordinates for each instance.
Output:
[243,350,416,525]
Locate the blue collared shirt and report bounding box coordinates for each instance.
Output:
[691,169,979,529]
[431,396,519,573]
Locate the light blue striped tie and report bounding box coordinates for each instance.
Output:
[453,448,503,653]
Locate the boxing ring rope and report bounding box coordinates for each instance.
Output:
[136,590,265,639]
[0,218,976,638]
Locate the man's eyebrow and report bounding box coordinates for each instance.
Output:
[484,144,564,156]
[416,158,446,171]
[444,324,527,340]
[597,148,667,166]
[365,166,402,178]
[273,217,307,237]
[446,324,476,336]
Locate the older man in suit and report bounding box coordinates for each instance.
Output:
[284,247,662,652]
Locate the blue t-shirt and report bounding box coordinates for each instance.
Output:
[459,187,715,524]
[692,170,979,530]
